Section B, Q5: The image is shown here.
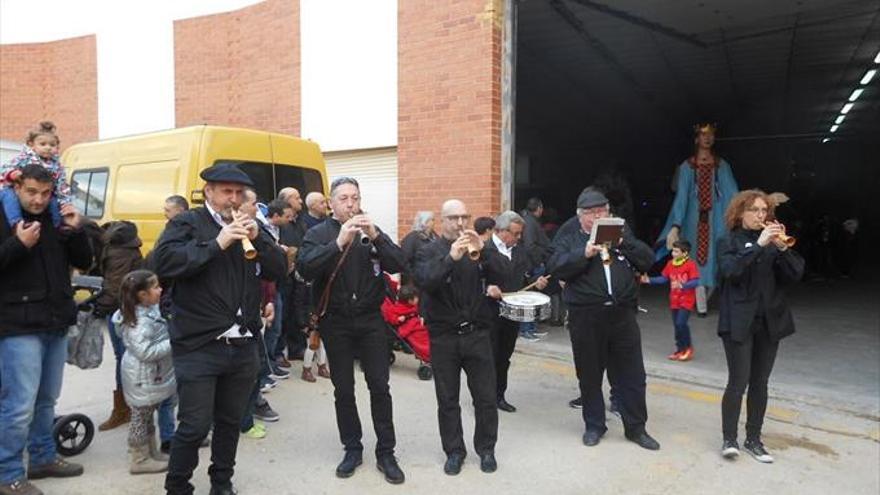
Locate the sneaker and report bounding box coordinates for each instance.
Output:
[743,439,774,463]
[721,439,740,459]
[27,457,84,479]
[270,367,290,380]
[531,331,548,337]
[608,399,621,418]
[243,424,266,439]
[667,350,683,360]
[275,356,292,369]
[259,377,277,393]
[254,401,280,422]
[568,397,583,409]
[0,478,43,495]
[678,347,694,361]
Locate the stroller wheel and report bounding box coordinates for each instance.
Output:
[417,364,433,381]
[53,413,94,457]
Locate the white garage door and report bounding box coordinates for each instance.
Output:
[323,147,398,241]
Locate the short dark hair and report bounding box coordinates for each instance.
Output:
[267,199,290,218]
[672,240,691,253]
[525,197,543,212]
[473,216,496,235]
[398,284,419,303]
[165,195,189,211]
[330,176,360,197]
[18,163,54,184]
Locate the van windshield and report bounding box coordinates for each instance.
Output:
[212,160,324,203]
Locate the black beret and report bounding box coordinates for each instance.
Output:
[199,163,254,187]
[576,187,609,209]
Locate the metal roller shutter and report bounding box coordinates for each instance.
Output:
[323,147,399,241]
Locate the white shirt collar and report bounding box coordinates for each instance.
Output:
[492,233,513,260]
[204,201,228,228]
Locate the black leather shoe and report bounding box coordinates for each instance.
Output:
[626,431,661,451]
[377,456,405,485]
[208,485,237,495]
[335,451,363,478]
[582,430,604,447]
[444,453,465,475]
[479,453,497,473]
[497,398,517,413]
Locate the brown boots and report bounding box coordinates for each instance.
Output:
[317,364,331,379]
[99,389,130,431]
[301,367,316,382]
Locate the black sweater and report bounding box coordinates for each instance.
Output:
[413,237,506,334]
[547,226,653,308]
[0,208,93,336]
[716,228,805,342]
[297,218,406,319]
[153,207,286,354]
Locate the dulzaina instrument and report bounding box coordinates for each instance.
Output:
[232,209,258,259]
[761,222,796,247]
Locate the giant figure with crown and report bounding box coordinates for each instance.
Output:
[657,123,739,315]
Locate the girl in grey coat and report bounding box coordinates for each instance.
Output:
[112,269,176,475]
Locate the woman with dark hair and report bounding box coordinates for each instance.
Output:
[716,189,804,463]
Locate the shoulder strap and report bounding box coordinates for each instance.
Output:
[314,240,355,319]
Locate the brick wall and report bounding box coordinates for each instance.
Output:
[174,0,300,135]
[0,35,98,151]
[398,0,503,237]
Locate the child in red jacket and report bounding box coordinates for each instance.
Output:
[381,284,430,363]
[642,240,700,361]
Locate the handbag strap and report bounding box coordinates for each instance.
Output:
[314,239,356,320]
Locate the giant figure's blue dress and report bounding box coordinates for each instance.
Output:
[655,159,739,288]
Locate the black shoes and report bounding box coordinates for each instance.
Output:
[479,453,497,473]
[582,430,603,447]
[377,456,405,485]
[568,397,583,409]
[743,439,774,463]
[497,398,517,413]
[335,451,363,478]
[626,431,661,451]
[444,453,465,475]
[721,439,741,459]
[208,485,237,495]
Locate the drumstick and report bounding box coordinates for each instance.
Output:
[502,275,552,297]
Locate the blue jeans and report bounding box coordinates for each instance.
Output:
[0,331,67,483]
[1,187,62,228]
[263,292,284,367]
[110,317,176,441]
[671,309,692,351]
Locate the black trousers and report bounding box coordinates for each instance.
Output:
[721,318,780,442]
[568,305,648,436]
[165,339,259,495]
[430,327,498,457]
[490,317,519,400]
[321,312,396,458]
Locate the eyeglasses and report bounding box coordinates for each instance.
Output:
[444,214,471,222]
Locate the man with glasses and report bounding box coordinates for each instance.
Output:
[297,177,407,484]
[483,211,549,413]
[414,199,506,476]
[547,187,660,451]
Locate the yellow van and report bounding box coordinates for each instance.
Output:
[62,125,328,252]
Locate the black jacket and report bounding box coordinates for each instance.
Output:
[483,237,535,293]
[521,211,550,267]
[717,228,805,343]
[0,208,93,336]
[153,207,286,354]
[297,218,406,319]
[413,237,506,334]
[547,225,653,308]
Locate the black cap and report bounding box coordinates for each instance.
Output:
[199,163,254,187]
[576,187,609,209]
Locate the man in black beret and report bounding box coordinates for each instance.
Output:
[547,186,660,451]
[154,163,287,495]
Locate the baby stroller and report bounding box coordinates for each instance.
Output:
[381,275,432,381]
[51,275,105,456]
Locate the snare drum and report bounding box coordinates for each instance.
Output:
[499,291,551,322]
